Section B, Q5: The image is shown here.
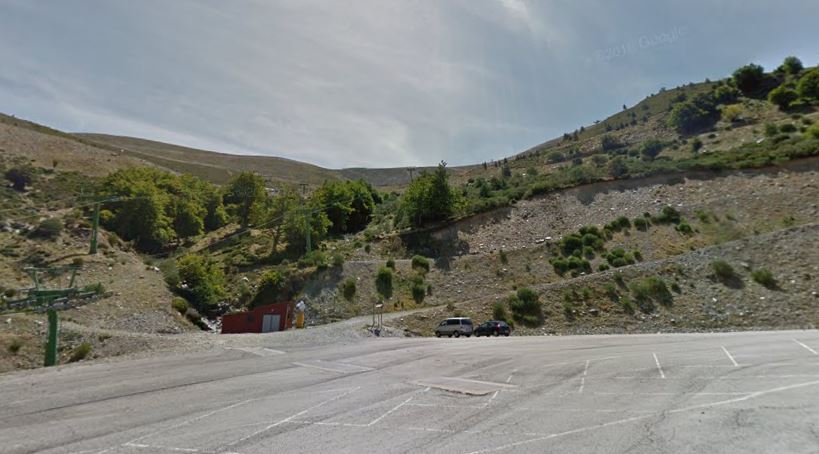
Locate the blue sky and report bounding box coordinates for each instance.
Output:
[1,0,818,169]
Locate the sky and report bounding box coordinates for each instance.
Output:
[1,1,818,169]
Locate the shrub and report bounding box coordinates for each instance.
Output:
[171,297,188,314]
[598,263,610,272]
[560,234,584,257]
[807,123,819,140]
[69,342,93,363]
[5,167,33,191]
[640,139,665,160]
[751,269,777,289]
[779,56,803,75]
[341,277,356,301]
[732,63,765,94]
[547,151,565,163]
[508,287,543,327]
[411,255,430,273]
[634,217,649,231]
[764,123,779,137]
[7,338,22,354]
[252,269,285,306]
[633,250,643,261]
[713,85,740,104]
[411,280,426,304]
[768,86,798,110]
[712,260,737,281]
[551,258,569,275]
[492,301,510,324]
[654,206,681,224]
[779,123,797,133]
[621,296,635,315]
[331,254,344,268]
[33,218,63,239]
[375,267,393,299]
[675,220,694,234]
[601,135,621,151]
[629,276,672,311]
[797,69,819,99]
[608,157,629,178]
[386,258,396,270]
[499,249,508,264]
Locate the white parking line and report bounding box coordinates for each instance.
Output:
[465,379,819,454]
[794,339,819,355]
[367,396,414,426]
[579,360,590,393]
[721,346,740,367]
[222,387,359,448]
[652,353,665,379]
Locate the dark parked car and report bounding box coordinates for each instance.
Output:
[474,320,511,337]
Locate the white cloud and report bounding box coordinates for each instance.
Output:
[1,0,818,168]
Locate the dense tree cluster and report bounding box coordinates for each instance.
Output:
[399,162,461,227]
[100,168,228,251]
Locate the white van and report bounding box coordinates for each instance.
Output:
[434,317,474,338]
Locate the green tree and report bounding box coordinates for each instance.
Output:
[400,162,460,227]
[262,186,300,254]
[375,266,393,300]
[311,180,375,234]
[797,69,819,99]
[114,183,175,251]
[203,190,229,231]
[251,269,286,307]
[224,172,267,227]
[768,86,799,110]
[778,56,803,75]
[732,63,765,94]
[176,254,225,309]
[172,199,205,238]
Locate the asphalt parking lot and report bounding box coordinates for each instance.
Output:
[2,330,819,453]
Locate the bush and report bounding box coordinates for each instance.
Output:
[341,277,356,301]
[171,297,188,314]
[640,139,665,160]
[780,123,797,133]
[807,123,819,140]
[713,85,740,104]
[779,56,803,75]
[601,135,621,151]
[5,167,33,191]
[751,269,777,289]
[7,338,22,354]
[550,257,569,275]
[33,218,63,239]
[764,123,779,137]
[675,220,694,234]
[654,206,681,224]
[608,157,629,178]
[253,270,285,306]
[375,267,393,299]
[331,254,344,268]
[492,301,511,324]
[732,63,765,94]
[508,287,543,327]
[768,86,799,110]
[411,279,426,304]
[411,255,430,273]
[176,255,226,310]
[560,234,584,257]
[386,258,396,270]
[69,342,93,362]
[712,260,737,281]
[598,263,610,272]
[634,217,649,231]
[797,69,819,99]
[499,249,508,264]
[629,276,672,311]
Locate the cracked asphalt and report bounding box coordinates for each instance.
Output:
[1,329,818,453]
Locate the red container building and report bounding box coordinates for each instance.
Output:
[221,302,294,334]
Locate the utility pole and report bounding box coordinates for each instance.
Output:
[44,309,58,367]
[299,183,311,253]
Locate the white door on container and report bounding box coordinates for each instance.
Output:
[262,314,280,333]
